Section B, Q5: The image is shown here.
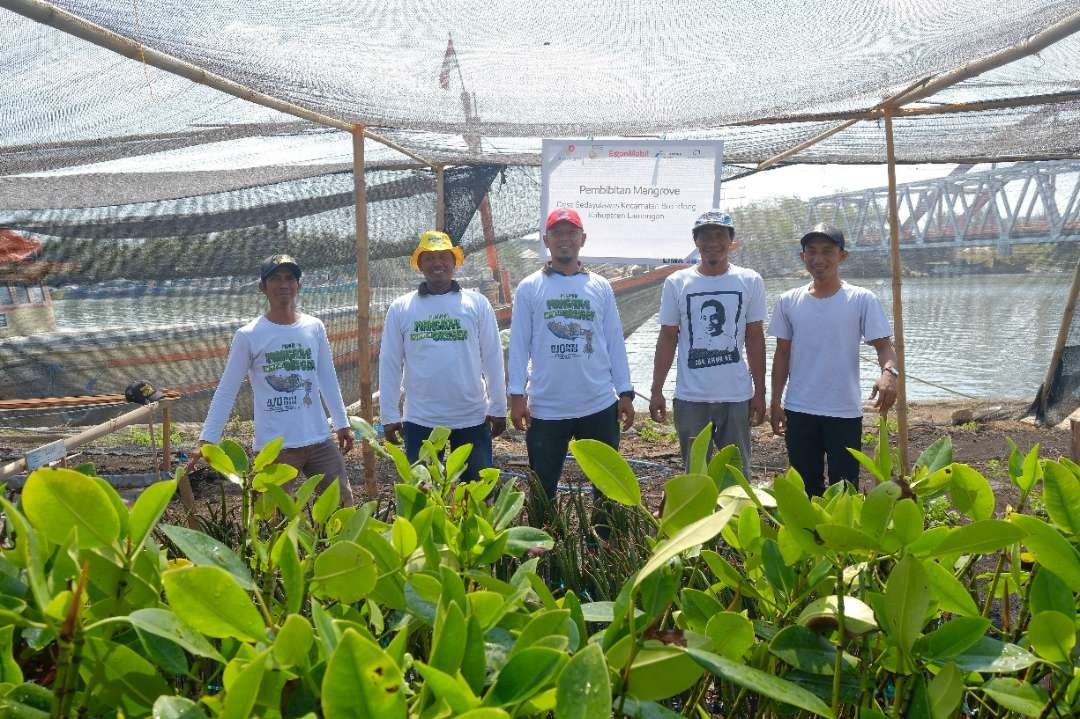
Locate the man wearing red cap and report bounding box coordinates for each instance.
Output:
[508,209,635,497]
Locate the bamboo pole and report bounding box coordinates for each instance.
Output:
[0,399,174,481]
[435,165,446,231]
[884,113,911,475]
[756,119,860,171]
[1038,255,1080,419]
[352,125,376,499]
[730,90,1080,126]
[2,0,433,167]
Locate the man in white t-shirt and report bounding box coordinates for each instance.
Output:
[508,208,635,497]
[768,223,899,496]
[379,230,506,480]
[187,254,355,504]
[649,210,766,472]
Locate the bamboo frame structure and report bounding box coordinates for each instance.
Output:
[435,165,446,231]
[352,126,377,498]
[883,113,911,474]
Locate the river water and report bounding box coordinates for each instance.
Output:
[53,273,1070,402]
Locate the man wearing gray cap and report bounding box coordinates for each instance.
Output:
[768,224,898,496]
[649,210,766,473]
[187,254,355,504]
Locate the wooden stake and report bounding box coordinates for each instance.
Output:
[884,113,911,475]
[435,165,446,231]
[1071,418,1080,463]
[161,404,171,475]
[353,125,376,499]
[1038,256,1080,419]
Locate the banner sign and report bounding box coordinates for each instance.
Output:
[539,139,724,264]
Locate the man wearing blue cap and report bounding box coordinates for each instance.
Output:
[649,210,766,473]
[768,223,898,496]
[188,254,355,504]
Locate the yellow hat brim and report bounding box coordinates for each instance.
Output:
[411,245,464,272]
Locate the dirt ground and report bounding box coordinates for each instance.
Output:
[2,399,1073,519]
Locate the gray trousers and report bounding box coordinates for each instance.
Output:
[278,438,354,505]
[672,398,751,475]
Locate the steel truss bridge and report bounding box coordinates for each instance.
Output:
[806,161,1080,253]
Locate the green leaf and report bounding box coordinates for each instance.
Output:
[923,559,980,617]
[252,462,298,491]
[660,474,718,537]
[221,651,268,719]
[769,625,840,675]
[0,625,23,683]
[1029,567,1075,619]
[883,555,930,657]
[816,524,880,553]
[483,647,565,708]
[617,698,683,719]
[685,648,834,718]
[555,644,610,719]
[926,662,964,719]
[638,558,681,620]
[430,600,467,673]
[688,423,712,475]
[707,444,743,491]
[322,629,406,718]
[152,695,210,719]
[220,438,249,474]
[311,541,377,604]
[1042,460,1080,534]
[272,530,304,615]
[860,480,902,537]
[1010,515,1080,592]
[415,662,482,714]
[312,478,341,526]
[950,636,1038,673]
[924,520,1026,558]
[679,589,724,634]
[513,610,571,657]
[913,616,990,661]
[162,566,265,642]
[569,439,641,506]
[980,678,1049,717]
[914,436,952,474]
[634,503,737,588]
[504,526,554,556]
[1026,610,1075,663]
[252,436,283,472]
[200,443,239,483]
[160,523,254,589]
[1017,443,1043,493]
[273,613,315,668]
[129,480,176,551]
[704,611,755,660]
[606,637,702,701]
[0,498,49,611]
[126,608,224,661]
[796,596,878,636]
[891,499,924,546]
[947,464,994,522]
[22,467,120,549]
[761,538,795,596]
[81,636,171,716]
[874,415,893,481]
[772,470,825,531]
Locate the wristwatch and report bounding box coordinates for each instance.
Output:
[618,389,636,400]
[883,366,900,378]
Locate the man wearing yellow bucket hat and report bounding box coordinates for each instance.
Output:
[379,230,506,479]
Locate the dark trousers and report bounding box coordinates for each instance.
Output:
[526,402,620,497]
[403,421,494,481]
[783,410,863,497]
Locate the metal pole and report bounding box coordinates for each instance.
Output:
[352,125,376,499]
[884,113,911,475]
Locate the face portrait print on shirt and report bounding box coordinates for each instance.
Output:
[686,291,742,369]
[262,341,316,411]
[544,293,596,359]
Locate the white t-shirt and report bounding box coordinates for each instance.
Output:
[658,264,767,402]
[507,268,633,420]
[768,282,892,418]
[378,287,506,428]
[200,313,349,451]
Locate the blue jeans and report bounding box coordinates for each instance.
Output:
[525,402,620,497]
[403,421,494,481]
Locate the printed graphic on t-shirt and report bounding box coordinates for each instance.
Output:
[686,290,742,369]
[262,342,315,410]
[544,293,595,358]
[410,313,468,342]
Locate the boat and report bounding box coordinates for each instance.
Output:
[0,228,676,424]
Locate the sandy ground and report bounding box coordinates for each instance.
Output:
[2,399,1072,520]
